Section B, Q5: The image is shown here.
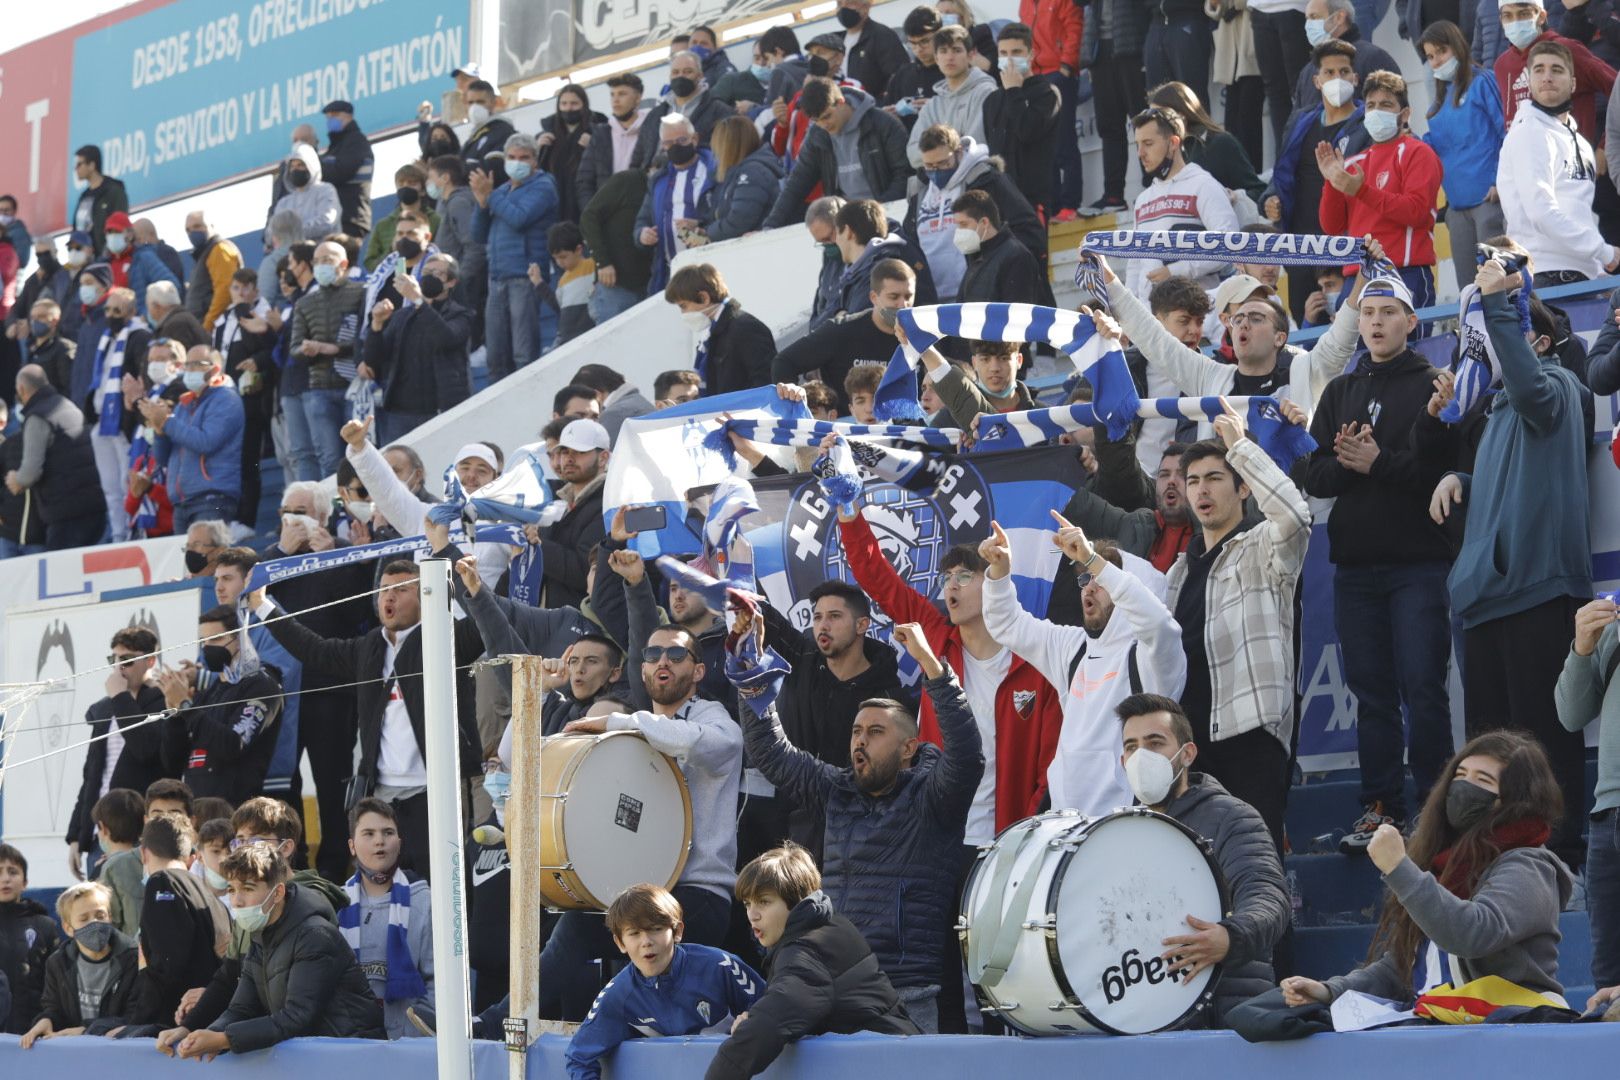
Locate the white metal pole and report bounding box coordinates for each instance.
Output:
[421,558,474,1080]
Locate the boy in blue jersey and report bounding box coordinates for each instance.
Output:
[566,884,763,1080]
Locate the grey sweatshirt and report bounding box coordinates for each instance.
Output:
[1324,846,1572,1003]
[354,877,433,1039]
[906,67,998,167]
[828,90,879,200]
[1555,624,1620,814]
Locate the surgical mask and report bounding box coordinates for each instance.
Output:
[1445,779,1498,832]
[668,142,698,166]
[895,97,917,117]
[66,248,89,268]
[183,370,208,392]
[73,920,116,952]
[426,181,442,200]
[148,361,173,384]
[30,319,52,338]
[1125,745,1187,807]
[313,264,339,287]
[230,888,281,934]
[1433,56,1459,82]
[1304,18,1331,47]
[348,500,375,522]
[1321,78,1355,108]
[1503,17,1541,50]
[952,227,982,255]
[201,644,231,672]
[507,160,534,182]
[467,103,491,127]
[0,214,12,226]
[999,55,1031,75]
[204,865,230,891]
[941,12,960,24]
[1363,109,1400,143]
[79,284,102,306]
[751,62,772,81]
[681,308,713,331]
[107,233,129,254]
[669,76,699,98]
[483,770,511,829]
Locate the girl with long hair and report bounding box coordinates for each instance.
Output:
[1282,731,1572,1007]
[701,115,784,242]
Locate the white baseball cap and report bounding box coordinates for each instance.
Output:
[1358,274,1415,313]
[559,419,611,452]
[1498,0,1543,9]
[453,62,486,80]
[455,443,500,472]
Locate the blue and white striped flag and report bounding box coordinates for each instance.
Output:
[1442,269,1533,424]
[428,445,553,525]
[878,303,1141,437]
[976,395,1317,471]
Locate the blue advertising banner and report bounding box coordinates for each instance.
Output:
[66,0,469,209]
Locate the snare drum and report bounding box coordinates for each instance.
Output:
[536,731,693,910]
[959,808,1229,1035]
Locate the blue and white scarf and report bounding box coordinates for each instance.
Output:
[244,523,527,591]
[976,395,1318,471]
[361,245,440,343]
[1442,268,1535,423]
[811,436,864,515]
[339,868,427,1002]
[702,415,959,470]
[92,318,143,436]
[878,304,1140,437]
[428,446,553,526]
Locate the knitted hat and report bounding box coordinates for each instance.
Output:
[82,262,114,288]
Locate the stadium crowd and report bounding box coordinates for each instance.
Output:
[3,0,1620,1068]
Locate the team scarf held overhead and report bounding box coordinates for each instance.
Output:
[244,523,528,593]
[876,304,1141,435]
[1443,265,1535,423]
[976,395,1318,471]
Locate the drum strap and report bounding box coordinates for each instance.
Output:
[973,820,1049,990]
[1066,641,1142,694]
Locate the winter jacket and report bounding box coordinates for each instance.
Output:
[630,91,734,170]
[575,113,648,210]
[927,363,1041,431]
[0,898,58,1034]
[1302,348,1454,566]
[362,296,473,417]
[1500,105,1610,280]
[273,144,342,242]
[568,944,763,1080]
[707,892,918,1080]
[66,685,172,849]
[906,68,999,167]
[1555,622,1620,815]
[1163,774,1290,1023]
[1320,133,1442,270]
[742,672,984,989]
[839,511,1063,836]
[473,171,560,281]
[1560,0,1620,67]
[710,66,771,107]
[599,385,655,440]
[69,317,148,433]
[1026,0,1086,72]
[903,139,1045,300]
[1167,439,1311,748]
[984,555,1184,814]
[763,90,910,228]
[538,109,605,225]
[461,116,517,172]
[1498,30,1615,145]
[829,234,939,326]
[703,144,784,242]
[1125,162,1242,298]
[636,151,718,293]
[701,300,777,398]
[1263,102,1369,224]
[29,334,76,400]
[522,475,602,611]
[0,431,47,547]
[984,75,1062,215]
[73,176,129,253]
[158,382,244,506]
[844,17,910,98]
[16,382,103,526]
[880,60,941,117]
[1423,71,1506,211]
[289,276,367,390]
[185,234,243,332]
[136,867,228,1024]
[433,186,486,292]
[127,245,181,319]
[581,168,654,297]
[321,121,375,237]
[160,667,283,802]
[210,883,385,1051]
[36,932,146,1032]
[1324,846,1572,1004]
[956,229,1043,306]
[1447,291,1592,629]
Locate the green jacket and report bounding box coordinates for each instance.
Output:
[363,206,442,271]
[927,363,1039,431]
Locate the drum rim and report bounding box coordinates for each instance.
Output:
[1041,807,1232,1036]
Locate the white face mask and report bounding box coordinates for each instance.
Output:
[1124,744,1188,807]
[952,227,982,255]
[467,103,491,127]
[1321,78,1355,108]
[1362,108,1400,143]
[348,500,375,522]
[680,307,714,331]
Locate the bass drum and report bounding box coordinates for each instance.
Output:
[958,808,1229,1035]
[536,731,693,910]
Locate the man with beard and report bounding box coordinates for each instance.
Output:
[528,419,609,610]
[729,620,983,1033]
[1121,107,1239,303]
[980,513,1185,816]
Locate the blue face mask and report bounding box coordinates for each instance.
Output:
[1503,16,1541,50]
[999,55,1031,75]
[29,319,50,338]
[941,13,960,25]
[1363,108,1400,143]
[79,284,102,306]
[483,770,511,828]
[1304,18,1331,47]
[1432,56,1459,82]
[927,167,955,190]
[507,160,534,182]
[426,181,442,200]
[183,371,207,392]
[326,116,345,134]
[313,264,339,287]
[750,62,771,82]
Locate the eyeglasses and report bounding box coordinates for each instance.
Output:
[939,571,978,588]
[107,654,141,667]
[1076,571,1100,589]
[643,646,693,665]
[1228,312,1275,327]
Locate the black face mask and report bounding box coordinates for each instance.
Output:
[287,168,310,188]
[1445,779,1498,832]
[428,140,454,156]
[201,644,232,673]
[397,186,421,205]
[668,142,698,166]
[234,302,254,319]
[420,274,446,300]
[184,549,210,574]
[836,5,862,28]
[37,252,58,275]
[808,54,831,78]
[669,76,698,98]
[558,109,584,127]
[105,314,128,333]
[281,273,299,292]
[395,238,423,261]
[1532,96,1574,118]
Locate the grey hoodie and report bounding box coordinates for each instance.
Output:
[1324,845,1573,1004]
[272,144,341,241]
[828,89,880,201]
[906,66,998,167]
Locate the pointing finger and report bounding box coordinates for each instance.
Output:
[1048,508,1073,530]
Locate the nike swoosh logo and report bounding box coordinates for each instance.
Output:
[471,864,508,887]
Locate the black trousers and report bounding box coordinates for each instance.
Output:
[236,394,268,529]
[1193,726,1292,854]
[1462,596,1590,868]
[1091,45,1148,203]
[1251,8,1312,150]
[299,688,359,882]
[390,789,432,878]
[1224,76,1267,177]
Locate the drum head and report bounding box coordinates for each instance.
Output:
[1051,811,1225,1034]
[562,734,690,905]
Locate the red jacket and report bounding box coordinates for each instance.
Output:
[1021,0,1082,75]
[1496,30,1615,145]
[838,512,1063,829]
[1319,133,1443,269]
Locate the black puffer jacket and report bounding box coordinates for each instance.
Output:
[707,891,918,1079]
[0,898,59,1034]
[743,673,984,990]
[36,931,147,1032]
[211,882,385,1051]
[1162,773,1291,1025]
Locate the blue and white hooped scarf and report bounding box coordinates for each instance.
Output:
[244,523,527,592]
[1443,266,1535,423]
[92,318,144,436]
[340,867,427,1002]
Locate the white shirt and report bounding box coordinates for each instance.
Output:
[101,721,126,798]
[959,646,1010,845]
[377,624,427,788]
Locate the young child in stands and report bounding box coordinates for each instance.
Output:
[0,843,60,1035]
[340,798,433,1039]
[842,364,884,424]
[566,884,764,1080]
[707,844,918,1078]
[92,788,147,936]
[20,881,144,1047]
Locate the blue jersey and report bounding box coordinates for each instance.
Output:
[566,943,764,1080]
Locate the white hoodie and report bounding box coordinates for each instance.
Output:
[1498,103,1610,279]
[982,552,1186,816]
[913,137,995,299]
[1125,161,1242,301]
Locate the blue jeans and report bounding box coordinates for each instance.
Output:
[173,493,238,532]
[485,276,539,381]
[1590,808,1620,988]
[588,284,640,325]
[46,512,107,551]
[1333,561,1454,820]
[0,537,46,559]
[280,393,323,482]
[376,410,433,446]
[298,387,349,478]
